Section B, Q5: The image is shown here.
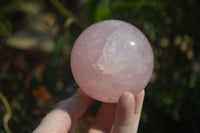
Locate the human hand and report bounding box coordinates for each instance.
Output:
[33,89,145,133]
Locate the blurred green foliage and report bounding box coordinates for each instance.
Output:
[0,0,200,132]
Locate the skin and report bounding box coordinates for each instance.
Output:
[33,89,145,133]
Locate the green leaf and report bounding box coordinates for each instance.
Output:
[87,0,111,23]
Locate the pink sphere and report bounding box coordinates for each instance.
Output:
[71,20,154,103]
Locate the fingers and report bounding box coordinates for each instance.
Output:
[33,90,145,133]
[33,89,93,133]
[112,92,135,133]
[132,90,145,133]
[88,103,117,133]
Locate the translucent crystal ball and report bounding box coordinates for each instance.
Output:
[71,20,154,103]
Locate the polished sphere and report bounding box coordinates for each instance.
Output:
[71,20,154,103]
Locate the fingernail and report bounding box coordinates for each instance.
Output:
[119,92,135,106]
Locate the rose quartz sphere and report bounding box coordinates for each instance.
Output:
[71,20,154,103]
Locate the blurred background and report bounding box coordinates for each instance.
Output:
[0,0,200,132]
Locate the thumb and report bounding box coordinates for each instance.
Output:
[33,89,93,133]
